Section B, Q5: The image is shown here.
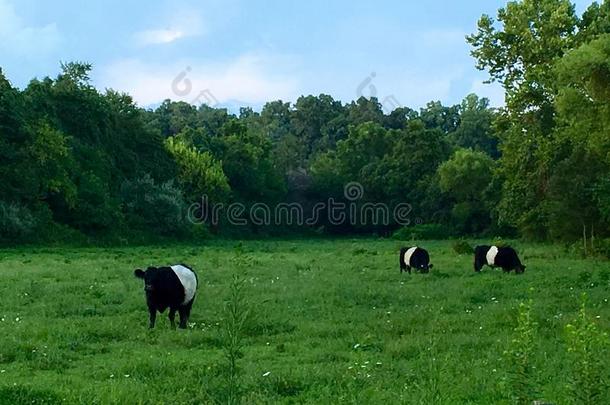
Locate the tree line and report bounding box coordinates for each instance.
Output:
[0,0,609,251]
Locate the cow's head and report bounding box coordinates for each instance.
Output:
[134,267,157,292]
[515,264,526,274]
[420,263,433,273]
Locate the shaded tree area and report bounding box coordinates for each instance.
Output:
[468,0,610,250]
[1,0,608,245]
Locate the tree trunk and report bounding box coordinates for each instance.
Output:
[583,223,587,257]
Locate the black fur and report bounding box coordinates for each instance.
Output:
[473,245,526,274]
[134,264,197,329]
[399,247,433,274]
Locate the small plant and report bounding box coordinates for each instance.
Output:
[452,239,473,255]
[565,294,609,404]
[491,238,509,248]
[503,300,539,405]
[220,274,251,405]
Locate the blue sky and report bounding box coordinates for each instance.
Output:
[0,0,596,110]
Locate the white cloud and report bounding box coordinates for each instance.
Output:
[134,29,185,45]
[133,10,204,46]
[98,52,300,107]
[0,0,60,57]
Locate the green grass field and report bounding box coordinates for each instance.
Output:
[0,239,608,404]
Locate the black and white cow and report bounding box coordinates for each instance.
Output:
[474,245,526,274]
[134,264,198,329]
[399,247,433,274]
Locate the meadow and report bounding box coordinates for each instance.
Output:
[0,239,608,404]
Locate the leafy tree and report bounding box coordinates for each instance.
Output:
[383,106,418,130]
[260,100,293,142]
[121,175,189,236]
[292,94,347,158]
[549,34,610,244]
[215,119,286,203]
[419,101,460,134]
[467,0,586,239]
[164,137,230,204]
[449,94,499,158]
[345,97,384,127]
[437,148,495,234]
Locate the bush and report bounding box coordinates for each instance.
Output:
[0,201,36,241]
[452,239,473,255]
[392,223,453,240]
[491,237,510,248]
[591,238,610,259]
[565,294,609,404]
[503,300,539,404]
[120,175,189,236]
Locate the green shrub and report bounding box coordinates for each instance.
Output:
[120,174,189,236]
[0,201,36,241]
[491,238,510,248]
[503,300,539,404]
[565,294,609,404]
[219,273,251,405]
[392,223,453,240]
[452,239,473,255]
[591,238,610,259]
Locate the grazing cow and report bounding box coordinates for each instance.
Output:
[399,247,433,274]
[134,264,198,329]
[474,245,526,274]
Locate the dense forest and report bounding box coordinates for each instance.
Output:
[0,0,609,251]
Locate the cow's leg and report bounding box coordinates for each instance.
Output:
[169,308,177,329]
[407,266,411,274]
[474,258,482,272]
[178,301,194,329]
[148,307,157,329]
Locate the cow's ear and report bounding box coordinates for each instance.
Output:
[429,264,434,269]
[134,269,145,279]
